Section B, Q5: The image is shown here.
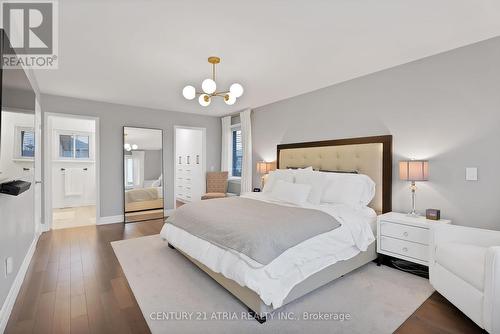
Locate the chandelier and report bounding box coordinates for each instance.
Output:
[182,56,244,107]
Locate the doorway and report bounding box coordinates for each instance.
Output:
[44,113,99,230]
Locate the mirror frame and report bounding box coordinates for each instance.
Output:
[122,126,164,223]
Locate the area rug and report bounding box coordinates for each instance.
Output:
[112,234,434,334]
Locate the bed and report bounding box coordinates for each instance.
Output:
[124,186,163,213]
[160,135,392,321]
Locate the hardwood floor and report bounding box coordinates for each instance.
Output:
[5,220,164,334]
[396,292,486,334]
[6,221,485,334]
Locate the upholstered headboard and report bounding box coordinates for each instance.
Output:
[277,135,392,213]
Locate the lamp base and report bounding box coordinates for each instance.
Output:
[406,211,420,218]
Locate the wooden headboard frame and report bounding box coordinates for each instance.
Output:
[277,135,393,213]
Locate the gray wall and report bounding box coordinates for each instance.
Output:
[0,91,37,311]
[40,94,221,216]
[144,149,162,180]
[252,36,500,230]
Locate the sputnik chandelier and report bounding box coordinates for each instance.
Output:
[182,56,244,107]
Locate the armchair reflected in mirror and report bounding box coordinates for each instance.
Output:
[123,126,164,223]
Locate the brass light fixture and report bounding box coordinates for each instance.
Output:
[182,56,244,107]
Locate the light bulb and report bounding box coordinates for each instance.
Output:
[182,85,196,100]
[230,83,244,98]
[199,94,211,107]
[124,143,131,151]
[202,78,216,94]
[132,144,138,150]
[224,93,236,105]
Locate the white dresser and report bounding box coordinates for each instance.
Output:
[377,212,451,266]
[175,128,204,204]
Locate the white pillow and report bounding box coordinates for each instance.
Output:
[262,169,294,193]
[321,173,375,208]
[269,180,311,205]
[294,171,327,205]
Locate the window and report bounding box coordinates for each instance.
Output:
[21,129,35,157]
[58,133,90,159]
[14,126,35,160]
[124,155,134,187]
[231,127,242,177]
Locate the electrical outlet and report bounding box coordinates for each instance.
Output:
[5,257,13,276]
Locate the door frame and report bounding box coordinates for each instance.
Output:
[173,125,206,210]
[43,112,100,231]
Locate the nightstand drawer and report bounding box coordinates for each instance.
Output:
[380,236,429,262]
[380,221,429,245]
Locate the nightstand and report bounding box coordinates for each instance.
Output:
[377,212,451,266]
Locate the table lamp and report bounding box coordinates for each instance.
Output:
[399,160,429,217]
[256,161,273,189]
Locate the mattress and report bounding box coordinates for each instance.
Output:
[160,193,376,308]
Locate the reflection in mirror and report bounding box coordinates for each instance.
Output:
[0,45,36,184]
[123,127,164,223]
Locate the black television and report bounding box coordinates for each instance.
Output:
[0,29,36,183]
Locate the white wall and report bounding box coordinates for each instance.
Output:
[48,116,96,208]
[252,36,500,230]
[0,111,35,183]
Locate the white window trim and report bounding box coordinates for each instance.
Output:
[13,125,35,161]
[124,155,134,188]
[229,123,242,179]
[53,129,94,161]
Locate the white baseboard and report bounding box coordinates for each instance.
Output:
[0,232,39,333]
[97,215,124,225]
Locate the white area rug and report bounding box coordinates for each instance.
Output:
[112,235,434,334]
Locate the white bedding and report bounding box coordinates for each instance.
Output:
[160,192,376,308]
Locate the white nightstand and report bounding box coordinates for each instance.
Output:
[377,212,451,266]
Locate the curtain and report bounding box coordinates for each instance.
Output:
[240,109,252,194]
[221,116,232,171]
[132,151,145,188]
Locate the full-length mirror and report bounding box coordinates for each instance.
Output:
[123,127,163,223]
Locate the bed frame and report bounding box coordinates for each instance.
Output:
[169,135,392,322]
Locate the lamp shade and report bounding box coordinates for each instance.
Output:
[399,160,429,181]
[256,161,273,175]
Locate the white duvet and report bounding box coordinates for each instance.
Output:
[160,192,376,309]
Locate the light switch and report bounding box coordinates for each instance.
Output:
[466,167,478,181]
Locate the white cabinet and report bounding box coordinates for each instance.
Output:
[175,128,205,203]
[377,212,451,266]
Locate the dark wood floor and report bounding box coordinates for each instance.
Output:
[396,292,486,334]
[6,220,485,334]
[5,220,164,334]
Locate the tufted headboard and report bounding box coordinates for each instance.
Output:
[277,135,392,213]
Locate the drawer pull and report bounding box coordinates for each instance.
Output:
[402,247,408,252]
[403,232,409,237]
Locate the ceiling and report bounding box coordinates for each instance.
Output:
[34,0,500,116]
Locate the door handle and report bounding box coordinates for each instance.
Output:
[35,180,43,184]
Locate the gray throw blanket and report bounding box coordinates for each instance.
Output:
[167,197,341,265]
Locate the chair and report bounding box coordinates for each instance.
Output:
[201,172,228,200]
[429,224,500,333]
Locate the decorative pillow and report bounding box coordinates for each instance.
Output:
[294,171,327,205]
[269,180,311,205]
[321,173,375,208]
[262,169,294,193]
